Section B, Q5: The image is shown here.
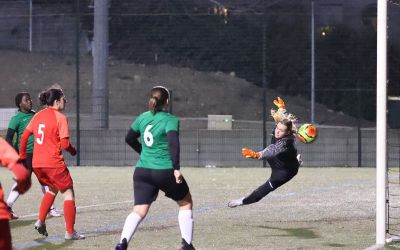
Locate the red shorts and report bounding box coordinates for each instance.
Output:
[33,167,73,191]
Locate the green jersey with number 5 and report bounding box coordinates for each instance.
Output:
[131,111,179,170]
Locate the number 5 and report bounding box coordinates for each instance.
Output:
[37,124,45,144]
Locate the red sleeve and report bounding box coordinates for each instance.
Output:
[56,112,70,139]
[61,138,76,155]
[0,138,19,170]
[61,137,71,150]
[19,128,32,160]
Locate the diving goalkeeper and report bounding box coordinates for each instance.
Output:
[228,97,302,208]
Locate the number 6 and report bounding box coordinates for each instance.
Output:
[144,125,153,147]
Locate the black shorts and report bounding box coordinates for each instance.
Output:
[133,167,190,205]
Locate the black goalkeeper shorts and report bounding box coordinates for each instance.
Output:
[133,167,190,205]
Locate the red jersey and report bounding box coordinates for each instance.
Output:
[24,107,70,168]
[0,138,20,219]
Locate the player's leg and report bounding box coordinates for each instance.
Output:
[159,169,195,250]
[34,185,57,237]
[116,204,150,250]
[6,182,20,219]
[228,169,298,208]
[0,219,12,250]
[5,153,33,220]
[116,168,157,250]
[60,187,84,240]
[61,187,84,240]
[42,185,61,217]
[177,192,195,250]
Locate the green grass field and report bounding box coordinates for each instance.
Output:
[0,166,389,249]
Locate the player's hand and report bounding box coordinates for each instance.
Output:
[174,170,183,184]
[241,148,260,159]
[11,163,31,194]
[69,146,77,156]
[273,97,285,109]
[20,159,27,168]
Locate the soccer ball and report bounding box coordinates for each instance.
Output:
[297,123,318,144]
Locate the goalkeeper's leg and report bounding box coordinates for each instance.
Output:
[242,170,297,205]
[242,180,274,205]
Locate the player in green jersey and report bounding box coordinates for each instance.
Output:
[115,86,195,250]
[5,92,60,219]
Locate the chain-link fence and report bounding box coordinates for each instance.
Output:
[0,0,400,167]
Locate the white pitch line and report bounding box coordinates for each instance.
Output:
[18,200,134,218]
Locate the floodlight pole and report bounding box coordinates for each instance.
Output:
[262,0,267,168]
[75,0,81,166]
[376,0,387,245]
[29,0,32,51]
[310,0,315,124]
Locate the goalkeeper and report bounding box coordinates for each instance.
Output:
[228,97,301,208]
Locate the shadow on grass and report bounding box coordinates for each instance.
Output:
[254,225,347,247]
[10,219,36,228]
[385,243,400,249]
[325,243,346,247]
[255,225,320,239]
[26,239,74,250]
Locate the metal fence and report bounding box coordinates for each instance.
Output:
[1,1,400,167]
[60,119,400,167]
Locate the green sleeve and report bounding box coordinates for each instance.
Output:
[131,116,140,133]
[165,117,179,133]
[8,115,19,130]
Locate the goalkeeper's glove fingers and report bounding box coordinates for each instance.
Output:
[241,148,260,159]
[273,97,285,109]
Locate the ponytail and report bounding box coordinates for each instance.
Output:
[148,96,159,114]
[148,86,169,114]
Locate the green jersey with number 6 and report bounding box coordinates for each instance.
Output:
[131,111,179,170]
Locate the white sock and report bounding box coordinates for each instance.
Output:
[41,185,48,194]
[178,209,193,244]
[7,182,20,207]
[120,212,143,243]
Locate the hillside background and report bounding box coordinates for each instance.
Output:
[0,49,374,127]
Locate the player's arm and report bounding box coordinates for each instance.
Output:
[125,129,141,154]
[19,127,32,160]
[167,130,180,170]
[241,148,261,159]
[57,113,76,155]
[61,138,76,156]
[0,139,31,194]
[258,140,287,159]
[5,128,16,148]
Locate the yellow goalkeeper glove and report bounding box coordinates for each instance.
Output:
[241,148,260,159]
[273,97,285,109]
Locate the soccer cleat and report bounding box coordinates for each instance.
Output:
[228,197,244,208]
[178,238,195,250]
[7,206,19,220]
[115,238,128,250]
[65,231,85,240]
[48,208,62,217]
[297,154,303,167]
[34,220,48,237]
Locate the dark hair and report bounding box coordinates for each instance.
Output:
[15,92,30,110]
[279,119,294,135]
[148,86,169,114]
[38,88,64,106]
